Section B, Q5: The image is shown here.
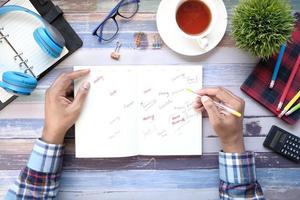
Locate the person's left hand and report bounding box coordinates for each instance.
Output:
[42,69,90,144]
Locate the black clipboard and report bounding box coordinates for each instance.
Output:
[0,0,83,110]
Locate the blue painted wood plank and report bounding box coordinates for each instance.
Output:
[0,147,299,170]
[1,168,300,189]
[49,0,300,14]
[1,168,300,199]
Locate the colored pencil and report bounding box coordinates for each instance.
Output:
[186,89,242,118]
[277,54,300,111]
[269,44,287,89]
[278,91,300,118]
[285,103,300,116]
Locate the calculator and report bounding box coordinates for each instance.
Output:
[263,125,300,162]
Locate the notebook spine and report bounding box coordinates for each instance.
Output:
[0,27,36,78]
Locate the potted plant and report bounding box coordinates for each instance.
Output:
[231,0,295,58]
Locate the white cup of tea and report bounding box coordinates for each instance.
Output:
[174,0,217,49]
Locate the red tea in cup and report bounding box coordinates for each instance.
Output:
[176,0,212,35]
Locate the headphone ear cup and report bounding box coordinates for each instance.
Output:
[0,71,37,95]
[33,27,63,58]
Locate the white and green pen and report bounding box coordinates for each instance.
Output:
[186,89,242,118]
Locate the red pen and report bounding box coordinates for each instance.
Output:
[277,54,300,111]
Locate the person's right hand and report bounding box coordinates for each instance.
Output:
[193,87,245,153]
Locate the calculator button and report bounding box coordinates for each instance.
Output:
[297,157,300,160]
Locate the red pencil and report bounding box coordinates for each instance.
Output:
[277,54,300,111]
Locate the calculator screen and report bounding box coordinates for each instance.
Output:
[270,131,283,148]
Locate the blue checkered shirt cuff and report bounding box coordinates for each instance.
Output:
[219,151,256,184]
[27,139,64,173]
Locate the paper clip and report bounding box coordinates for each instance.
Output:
[110,41,122,60]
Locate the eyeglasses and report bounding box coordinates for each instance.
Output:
[93,0,140,43]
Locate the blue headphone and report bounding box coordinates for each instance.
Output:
[0,5,65,95]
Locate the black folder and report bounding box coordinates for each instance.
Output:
[0,0,82,110]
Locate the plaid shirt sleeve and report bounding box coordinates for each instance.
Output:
[5,139,64,200]
[219,151,265,200]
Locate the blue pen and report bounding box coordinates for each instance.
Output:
[269,44,287,89]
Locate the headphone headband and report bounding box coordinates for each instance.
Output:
[0,5,45,25]
[0,5,65,48]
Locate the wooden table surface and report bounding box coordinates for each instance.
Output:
[1,0,300,199]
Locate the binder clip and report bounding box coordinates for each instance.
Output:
[134,32,148,49]
[151,34,163,49]
[110,41,122,60]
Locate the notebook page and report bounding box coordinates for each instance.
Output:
[137,66,202,156]
[0,31,19,102]
[74,66,139,158]
[2,0,68,77]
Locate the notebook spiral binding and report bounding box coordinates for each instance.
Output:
[0,27,36,78]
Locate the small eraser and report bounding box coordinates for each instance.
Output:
[269,80,275,89]
[276,102,283,112]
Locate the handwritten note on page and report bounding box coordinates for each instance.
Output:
[75,66,202,158]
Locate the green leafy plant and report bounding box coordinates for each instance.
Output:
[231,0,295,58]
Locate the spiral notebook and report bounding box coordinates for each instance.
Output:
[0,0,81,110]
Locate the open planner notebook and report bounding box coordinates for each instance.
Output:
[0,0,68,104]
[74,66,202,158]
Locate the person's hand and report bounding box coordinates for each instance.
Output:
[42,69,90,144]
[193,87,245,153]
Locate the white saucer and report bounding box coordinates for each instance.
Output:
[156,0,228,56]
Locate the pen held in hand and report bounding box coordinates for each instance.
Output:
[186,89,242,118]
